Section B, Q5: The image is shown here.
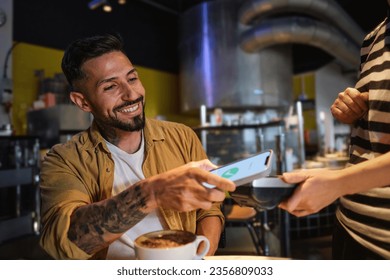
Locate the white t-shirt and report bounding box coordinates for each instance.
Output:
[105,136,163,259]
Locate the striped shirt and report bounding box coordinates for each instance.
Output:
[336,15,390,259]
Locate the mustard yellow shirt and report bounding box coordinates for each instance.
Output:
[39,118,223,259]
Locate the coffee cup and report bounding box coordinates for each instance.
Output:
[134,229,210,260]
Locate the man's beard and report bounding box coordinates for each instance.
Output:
[106,109,145,132]
[96,99,146,133]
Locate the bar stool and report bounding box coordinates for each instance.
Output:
[224,203,264,255]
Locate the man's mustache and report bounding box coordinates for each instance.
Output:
[114,96,144,111]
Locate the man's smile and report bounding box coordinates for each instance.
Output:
[118,103,140,113]
[115,96,144,115]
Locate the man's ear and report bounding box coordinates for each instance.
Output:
[70,91,92,112]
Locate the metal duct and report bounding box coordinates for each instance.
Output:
[239,0,365,46]
[179,0,293,112]
[238,0,364,70]
[240,16,361,68]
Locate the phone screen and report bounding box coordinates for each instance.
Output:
[205,150,272,187]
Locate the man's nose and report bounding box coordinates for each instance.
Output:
[121,82,136,99]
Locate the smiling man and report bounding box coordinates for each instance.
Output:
[39,33,235,260]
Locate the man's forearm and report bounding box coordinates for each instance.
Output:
[196,216,223,255]
[67,183,150,255]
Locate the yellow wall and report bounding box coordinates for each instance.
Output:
[12,43,63,135]
[136,66,179,120]
[292,73,317,131]
[11,42,195,135]
[292,73,315,100]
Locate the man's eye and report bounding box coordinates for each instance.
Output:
[129,77,137,82]
[103,85,115,91]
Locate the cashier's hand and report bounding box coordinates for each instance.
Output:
[330,87,368,124]
[144,159,236,212]
[278,169,342,217]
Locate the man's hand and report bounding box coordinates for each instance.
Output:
[330,87,369,124]
[144,159,236,212]
[67,159,235,255]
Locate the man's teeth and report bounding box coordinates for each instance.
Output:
[120,104,139,113]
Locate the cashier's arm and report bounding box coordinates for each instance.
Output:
[280,152,390,217]
[67,160,235,255]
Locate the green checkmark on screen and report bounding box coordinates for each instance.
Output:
[221,167,239,179]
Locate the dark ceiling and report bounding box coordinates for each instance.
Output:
[138,0,389,73]
[143,0,388,32]
[13,0,390,74]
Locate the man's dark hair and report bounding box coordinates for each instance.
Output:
[61,33,125,90]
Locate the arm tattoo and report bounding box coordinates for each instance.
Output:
[68,183,149,255]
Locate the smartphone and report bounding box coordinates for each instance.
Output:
[204,149,273,188]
